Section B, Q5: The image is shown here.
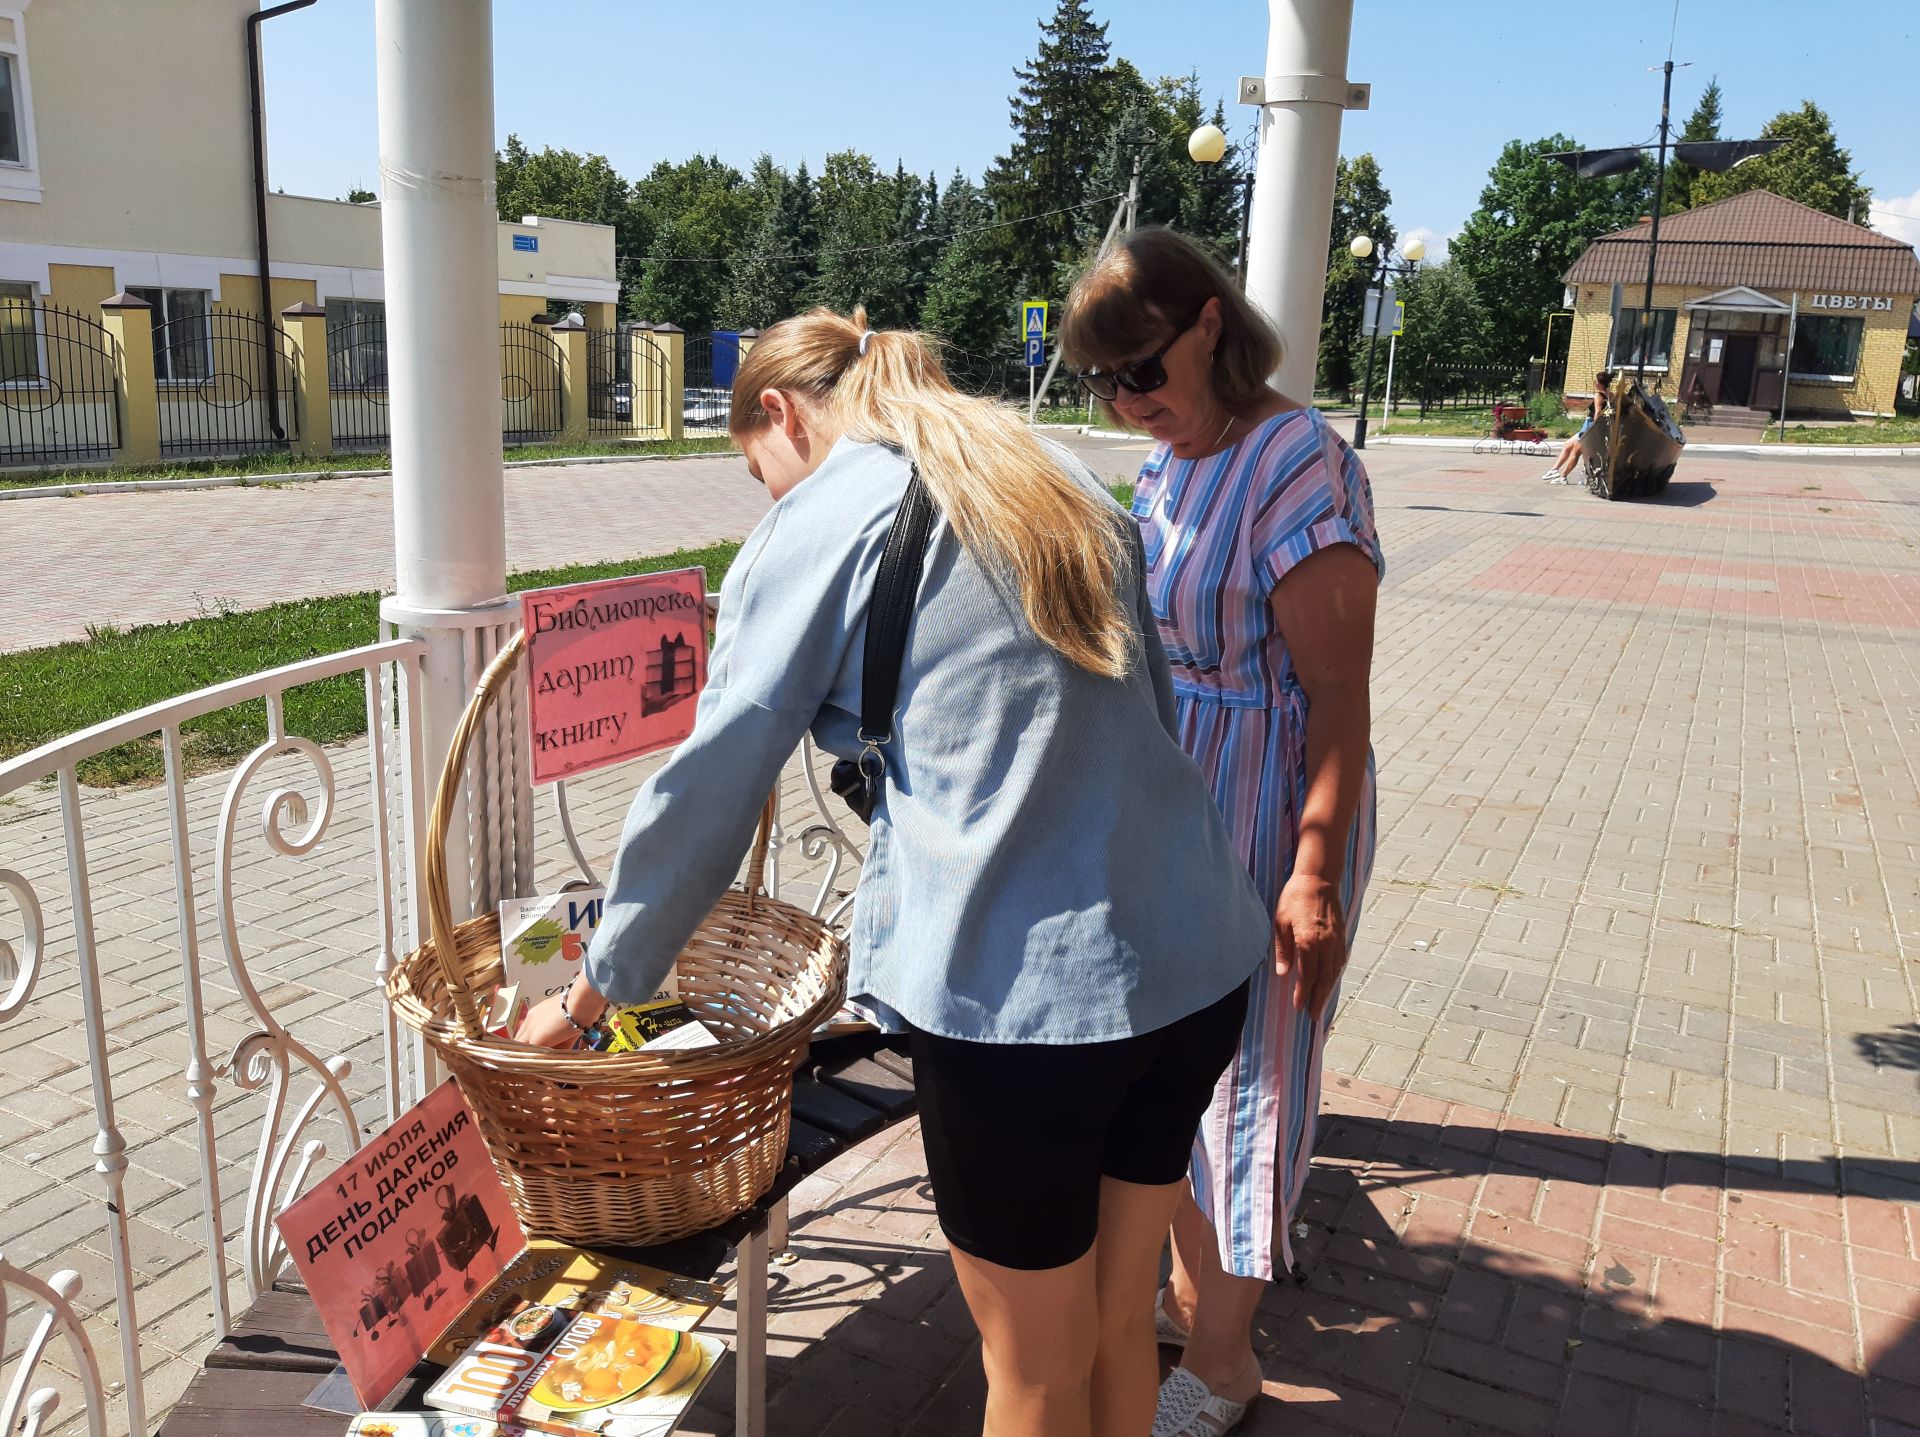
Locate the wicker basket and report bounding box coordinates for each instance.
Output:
[387,629,847,1246]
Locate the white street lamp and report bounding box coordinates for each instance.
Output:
[1188,124,1227,165]
[1347,231,1425,448]
[1188,123,1253,284]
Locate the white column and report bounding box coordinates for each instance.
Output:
[373,0,529,1069]
[375,0,506,608]
[1243,0,1361,402]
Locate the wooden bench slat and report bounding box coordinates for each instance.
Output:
[790,1072,887,1143]
[815,1054,917,1120]
[155,1365,440,1436]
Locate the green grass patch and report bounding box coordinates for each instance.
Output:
[0,437,738,492]
[0,543,743,788]
[1763,417,1920,445]
[1031,404,1096,425]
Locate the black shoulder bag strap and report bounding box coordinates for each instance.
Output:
[829,465,934,823]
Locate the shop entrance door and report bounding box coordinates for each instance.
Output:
[1719,335,1759,407]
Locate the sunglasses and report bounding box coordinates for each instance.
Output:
[1074,307,1205,401]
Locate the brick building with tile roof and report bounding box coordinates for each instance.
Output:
[1560,190,1920,420]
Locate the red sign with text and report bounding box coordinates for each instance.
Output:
[521,569,709,786]
[274,1081,525,1408]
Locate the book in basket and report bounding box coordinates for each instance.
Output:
[490,888,677,1034]
[429,1304,723,1436]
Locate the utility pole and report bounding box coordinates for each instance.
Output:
[1637,58,1675,383]
[1242,0,1369,400]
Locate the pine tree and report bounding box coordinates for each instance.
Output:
[1689,100,1871,219]
[1665,77,1723,213]
[721,161,816,329]
[984,0,1118,295]
[923,184,1017,395]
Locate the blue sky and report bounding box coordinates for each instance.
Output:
[263,1,1920,257]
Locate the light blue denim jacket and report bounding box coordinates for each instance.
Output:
[587,437,1271,1044]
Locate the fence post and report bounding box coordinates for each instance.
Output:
[550,314,589,444]
[280,301,334,458]
[654,322,686,441]
[99,292,161,465]
[738,328,759,363]
[1418,356,1430,420]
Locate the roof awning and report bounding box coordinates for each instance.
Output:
[1685,285,1793,313]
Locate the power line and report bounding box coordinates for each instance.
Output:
[614,193,1125,266]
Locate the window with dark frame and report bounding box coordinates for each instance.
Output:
[1608,308,1678,370]
[128,286,213,383]
[324,297,387,391]
[1789,315,1865,380]
[0,51,21,166]
[0,279,37,383]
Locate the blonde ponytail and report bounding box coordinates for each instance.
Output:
[729,306,1137,679]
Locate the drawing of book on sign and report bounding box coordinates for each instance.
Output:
[640,632,698,717]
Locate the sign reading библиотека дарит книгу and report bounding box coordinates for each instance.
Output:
[521,569,709,786]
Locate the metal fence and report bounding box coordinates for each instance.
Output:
[0,300,121,465]
[683,331,742,434]
[500,321,563,443]
[1418,360,1527,416]
[326,314,390,451]
[154,309,296,456]
[586,325,670,436]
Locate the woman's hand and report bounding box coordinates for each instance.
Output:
[513,973,608,1050]
[1274,872,1347,1021]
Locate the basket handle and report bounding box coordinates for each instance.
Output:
[421,627,781,1040]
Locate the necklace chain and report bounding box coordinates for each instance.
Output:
[1210,411,1236,450]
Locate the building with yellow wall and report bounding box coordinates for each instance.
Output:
[1561,191,1920,421]
[0,0,617,336]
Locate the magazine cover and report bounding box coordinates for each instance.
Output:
[347,1416,526,1436]
[431,1307,723,1437]
[425,1241,723,1367]
[490,888,676,1033]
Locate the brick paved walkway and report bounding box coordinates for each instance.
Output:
[3,441,1918,1432]
[669,1077,1920,1435]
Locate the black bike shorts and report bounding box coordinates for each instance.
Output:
[907,979,1251,1272]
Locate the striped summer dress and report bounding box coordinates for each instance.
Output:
[1132,405,1383,1281]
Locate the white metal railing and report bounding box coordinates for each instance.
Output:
[1,603,868,1435]
[0,638,428,1435]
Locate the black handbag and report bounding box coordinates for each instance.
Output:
[828,466,934,825]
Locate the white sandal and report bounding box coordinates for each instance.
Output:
[1152,1366,1255,1436]
[1154,1285,1191,1347]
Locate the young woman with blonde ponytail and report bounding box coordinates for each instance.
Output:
[520,306,1271,1437]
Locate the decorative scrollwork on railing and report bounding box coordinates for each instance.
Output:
[796,736,866,928]
[214,721,365,1297]
[0,1254,107,1437]
[0,869,46,1025]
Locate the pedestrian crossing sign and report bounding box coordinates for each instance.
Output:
[1023,301,1047,341]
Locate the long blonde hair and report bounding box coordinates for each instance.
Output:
[729,306,1136,679]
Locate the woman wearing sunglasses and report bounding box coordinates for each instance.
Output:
[1063,228,1382,1437]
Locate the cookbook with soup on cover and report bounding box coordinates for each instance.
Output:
[428,1303,722,1436]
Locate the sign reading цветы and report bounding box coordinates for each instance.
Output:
[521,568,709,786]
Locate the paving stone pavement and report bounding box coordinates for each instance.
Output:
[3,441,1918,1433]
[0,434,1156,652]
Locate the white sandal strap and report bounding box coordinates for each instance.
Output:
[1154,1285,1191,1347]
[1152,1366,1252,1437]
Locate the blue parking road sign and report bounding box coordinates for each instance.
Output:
[1025,336,1046,368]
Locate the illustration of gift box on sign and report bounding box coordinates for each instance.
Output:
[405,1227,449,1312]
[437,1182,502,1293]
